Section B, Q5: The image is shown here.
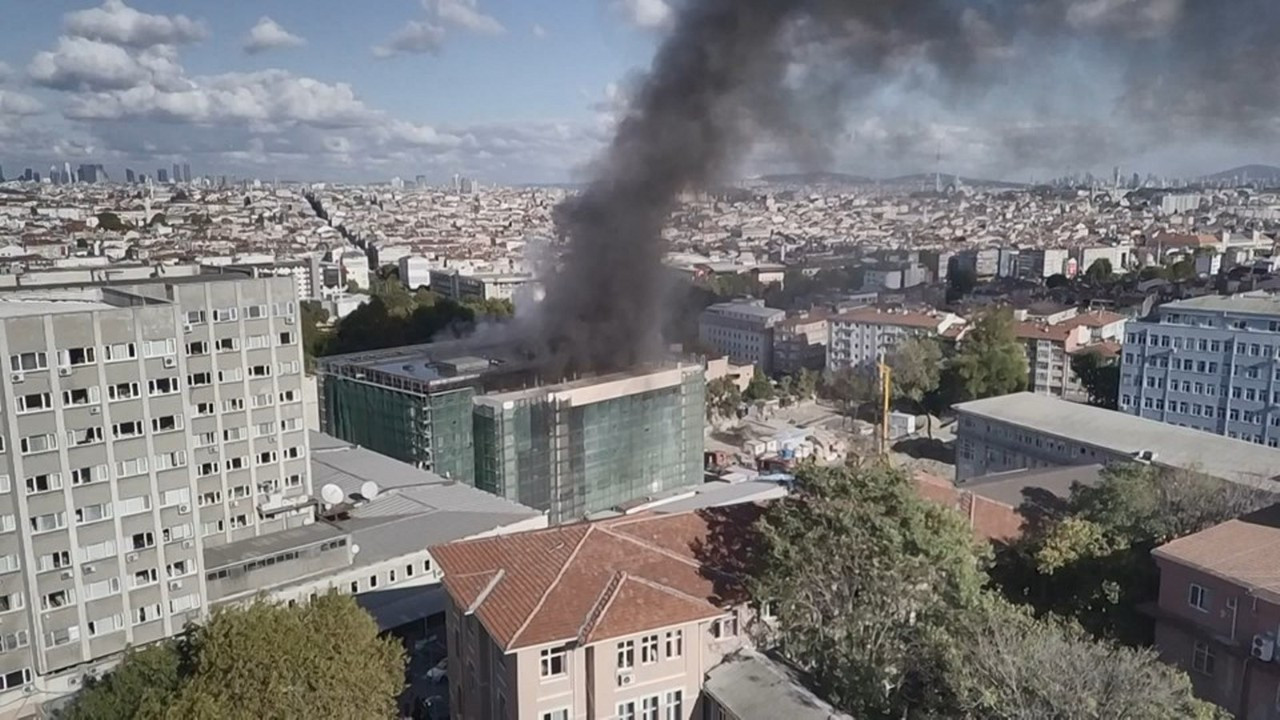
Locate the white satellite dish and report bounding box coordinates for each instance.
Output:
[320,483,344,506]
[360,481,380,500]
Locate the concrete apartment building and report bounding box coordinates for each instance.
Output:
[1146,504,1280,719]
[772,312,828,374]
[1119,293,1280,444]
[432,507,851,720]
[1013,309,1126,401]
[826,308,964,371]
[953,392,1280,487]
[0,275,313,704]
[697,300,785,374]
[428,269,536,303]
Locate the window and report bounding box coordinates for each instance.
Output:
[78,539,116,563]
[148,377,179,396]
[213,307,238,323]
[151,414,184,433]
[255,421,276,437]
[107,381,141,400]
[185,310,207,325]
[1188,583,1211,612]
[540,645,568,678]
[59,347,96,366]
[44,626,79,647]
[88,614,125,638]
[272,301,296,317]
[641,634,659,664]
[229,514,249,529]
[167,559,193,578]
[113,420,144,439]
[37,551,71,572]
[251,392,274,408]
[30,512,66,534]
[202,520,224,536]
[277,361,299,375]
[116,457,149,478]
[0,555,18,574]
[41,589,73,611]
[711,615,739,639]
[247,334,269,350]
[75,503,112,525]
[617,639,635,670]
[198,490,223,506]
[186,340,209,356]
[102,342,136,362]
[285,473,304,488]
[1192,641,1215,676]
[222,397,245,411]
[541,709,570,720]
[154,450,187,471]
[62,387,100,406]
[143,338,176,357]
[279,331,295,345]
[282,446,302,460]
[641,696,660,720]
[169,593,201,613]
[223,427,246,442]
[213,337,239,353]
[256,451,277,465]
[162,523,192,543]
[118,495,151,516]
[9,351,47,372]
[0,631,27,652]
[194,402,215,417]
[369,574,379,589]
[616,701,636,720]
[20,433,57,455]
[134,603,162,625]
[663,690,683,720]
[0,669,31,692]
[219,368,243,383]
[245,303,268,319]
[25,473,62,494]
[162,488,191,507]
[130,532,155,551]
[15,392,52,413]
[280,389,299,403]
[188,371,212,387]
[664,630,683,658]
[230,484,251,499]
[83,577,121,601]
[197,462,220,478]
[249,364,272,378]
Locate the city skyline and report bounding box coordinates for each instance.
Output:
[2,1,1280,185]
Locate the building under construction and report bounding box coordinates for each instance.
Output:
[317,339,706,523]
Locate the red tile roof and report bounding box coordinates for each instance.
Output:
[829,308,949,330]
[1153,503,1280,604]
[431,506,760,650]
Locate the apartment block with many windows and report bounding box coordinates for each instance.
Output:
[1119,293,1280,444]
[0,275,312,701]
[826,308,963,371]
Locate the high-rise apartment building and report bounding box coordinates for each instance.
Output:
[827,308,964,371]
[181,164,191,184]
[0,275,312,697]
[156,169,168,184]
[1119,293,1280,444]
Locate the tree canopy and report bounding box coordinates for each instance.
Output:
[887,336,942,407]
[57,594,405,720]
[1083,258,1113,284]
[748,462,1230,719]
[1070,350,1120,410]
[744,368,776,402]
[944,309,1028,402]
[706,376,743,422]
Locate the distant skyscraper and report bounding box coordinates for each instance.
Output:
[172,163,181,184]
[0,165,4,182]
[158,168,168,183]
[50,166,59,185]
[77,163,98,184]
[182,163,191,183]
[32,172,40,183]
[125,168,136,184]
[22,168,33,182]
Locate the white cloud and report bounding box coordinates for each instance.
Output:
[28,37,185,92]
[532,23,548,39]
[0,62,12,83]
[373,20,446,57]
[243,17,306,54]
[616,0,673,29]
[0,90,43,117]
[64,0,205,48]
[430,0,506,35]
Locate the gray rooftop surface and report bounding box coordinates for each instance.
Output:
[962,464,1105,509]
[1160,292,1280,316]
[703,650,853,720]
[0,299,116,318]
[204,521,346,570]
[706,301,786,319]
[956,393,1280,488]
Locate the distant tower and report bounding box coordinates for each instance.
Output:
[934,144,942,194]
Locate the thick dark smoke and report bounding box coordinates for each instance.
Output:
[533,0,1280,373]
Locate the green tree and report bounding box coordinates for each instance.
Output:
[706,376,743,422]
[299,301,331,367]
[1083,258,1113,284]
[463,297,515,318]
[57,594,404,720]
[993,463,1275,645]
[793,368,818,401]
[821,366,878,421]
[945,598,1229,720]
[1071,350,1120,409]
[887,336,942,435]
[945,309,1028,402]
[58,645,183,720]
[1045,273,1069,289]
[749,463,989,717]
[1169,258,1197,282]
[743,368,776,403]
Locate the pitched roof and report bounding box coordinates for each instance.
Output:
[431,506,760,651]
[829,308,949,330]
[1153,503,1280,604]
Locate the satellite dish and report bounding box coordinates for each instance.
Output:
[320,484,344,506]
[360,481,380,500]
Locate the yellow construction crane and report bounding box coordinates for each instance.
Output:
[878,356,892,457]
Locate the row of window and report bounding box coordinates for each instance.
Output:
[614,689,683,720]
[185,332,296,356]
[616,630,684,673]
[185,302,295,327]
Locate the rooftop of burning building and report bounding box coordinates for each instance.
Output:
[315,335,535,387]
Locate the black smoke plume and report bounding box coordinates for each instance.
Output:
[534,0,1280,374]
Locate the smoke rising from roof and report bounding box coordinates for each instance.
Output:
[534,0,1280,373]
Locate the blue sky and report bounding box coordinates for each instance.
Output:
[0,0,670,183]
[0,0,1274,184]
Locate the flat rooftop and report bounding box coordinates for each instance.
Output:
[0,296,116,318]
[703,650,853,720]
[956,392,1280,488]
[1158,292,1280,316]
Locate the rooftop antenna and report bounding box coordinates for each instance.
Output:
[320,483,344,507]
[359,480,380,501]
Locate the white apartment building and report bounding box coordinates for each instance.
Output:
[698,300,786,374]
[399,256,432,291]
[827,308,964,370]
[0,275,312,706]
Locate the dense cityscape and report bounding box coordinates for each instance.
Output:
[5,1,1280,719]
